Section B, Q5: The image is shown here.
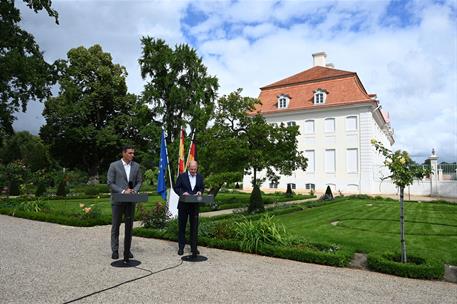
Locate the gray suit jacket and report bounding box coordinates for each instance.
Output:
[107,159,142,205]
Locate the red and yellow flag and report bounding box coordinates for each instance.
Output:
[185,140,196,170]
[178,128,185,175]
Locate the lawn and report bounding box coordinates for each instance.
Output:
[0,191,309,226]
[273,198,457,265]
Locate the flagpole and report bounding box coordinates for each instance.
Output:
[163,127,173,188]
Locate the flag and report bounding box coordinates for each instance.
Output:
[178,128,185,175]
[157,129,168,200]
[185,139,196,170]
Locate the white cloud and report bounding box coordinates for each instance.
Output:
[12,0,457,163]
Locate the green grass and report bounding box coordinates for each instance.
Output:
[200,192,314,212]
[272,198,457,265]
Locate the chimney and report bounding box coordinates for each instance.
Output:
[312,52,327,67]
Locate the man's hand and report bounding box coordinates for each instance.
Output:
[124,188,134,194]
[196,191,202,196]
[183,192,190,196]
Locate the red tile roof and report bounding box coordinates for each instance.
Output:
[253,66,376,115]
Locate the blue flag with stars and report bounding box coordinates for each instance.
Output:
[157,129,168,200]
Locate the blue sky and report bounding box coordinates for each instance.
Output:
[13,0,457,163]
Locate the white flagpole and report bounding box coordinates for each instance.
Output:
[163,127,179,217]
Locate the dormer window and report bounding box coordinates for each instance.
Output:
[313,88,328,104]
[277,94,290,109]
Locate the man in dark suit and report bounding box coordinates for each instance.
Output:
[174,160,204,257]
[107,145,142,262]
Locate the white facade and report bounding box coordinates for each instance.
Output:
[243,103,395,195]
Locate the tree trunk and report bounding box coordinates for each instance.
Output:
[252,168,257,188]
[400,186,407,263]
[209,185,222,198]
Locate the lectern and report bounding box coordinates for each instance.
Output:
[179,194,214,204]
[111,193,149,204]
[179,195,213,262]
[110,193,148,267]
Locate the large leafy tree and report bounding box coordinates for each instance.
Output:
[201,89,307,209]
[0,131,50,172]
[0,0,58,137]
[139,37,219,178]
[40,44,150,183]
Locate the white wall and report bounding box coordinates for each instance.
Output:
[243,104,394,194]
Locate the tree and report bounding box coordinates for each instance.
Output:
[139,37,219,178]
[202,89,307,211]
[0,131,51,172]
[0,0,58,137]
[372,139,431,263]
[40,44,151,183]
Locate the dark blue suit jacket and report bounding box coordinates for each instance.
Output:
[174,172,204,209]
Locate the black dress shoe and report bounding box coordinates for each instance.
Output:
[192,249,200,255]
[127,252,134,259]
[178,249,184,255]
[112,251,119,259]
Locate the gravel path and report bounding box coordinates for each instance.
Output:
[1,214,456,304]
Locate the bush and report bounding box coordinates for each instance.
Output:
[8,180,20,196]
[367,252,444,279]
[56,179,68,197]
[234,214,287,252]
[35,182,47,197]
[199,219,237,240]
[248,184,264,213]
[78,203,102,220]
[138,202,171,229]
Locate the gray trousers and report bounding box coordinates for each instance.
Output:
[111,203,135,254]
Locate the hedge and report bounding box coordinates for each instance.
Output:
[0,208,112,227]
[133,227,351,267]
[367,252,444,280]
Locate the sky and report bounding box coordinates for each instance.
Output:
[13,0,457,163]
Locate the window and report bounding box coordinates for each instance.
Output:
[305,183,315,190]
[287,183,296,190]
[346,116,358,131]
[287,121,296,127]
[304,120,315,134]
[346,148,358,173]
[313,88,328,104]
[269,182,278,189]
[277,94,290,109]
[324,118,335,132]
[305,150,315,173]
[325,149,336,173]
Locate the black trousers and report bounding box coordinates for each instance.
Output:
[111,203,135,255]
[178,204,199,253]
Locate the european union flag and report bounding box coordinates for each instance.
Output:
[157,129,168,200]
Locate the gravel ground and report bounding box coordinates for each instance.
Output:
[0,214,456,304]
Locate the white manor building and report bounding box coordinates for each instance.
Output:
[243,52,395,195]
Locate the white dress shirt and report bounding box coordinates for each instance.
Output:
[121,159,131,182]
[188,172,196,191]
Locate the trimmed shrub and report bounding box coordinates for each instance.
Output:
[8,180,20,196]
[56,179,68,197]
[367,252,444,280]
[35,182,47,197]
[248,184,264,213]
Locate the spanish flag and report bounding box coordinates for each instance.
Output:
[178,128,185,175]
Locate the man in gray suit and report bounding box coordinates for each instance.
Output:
[107,145,142,262]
